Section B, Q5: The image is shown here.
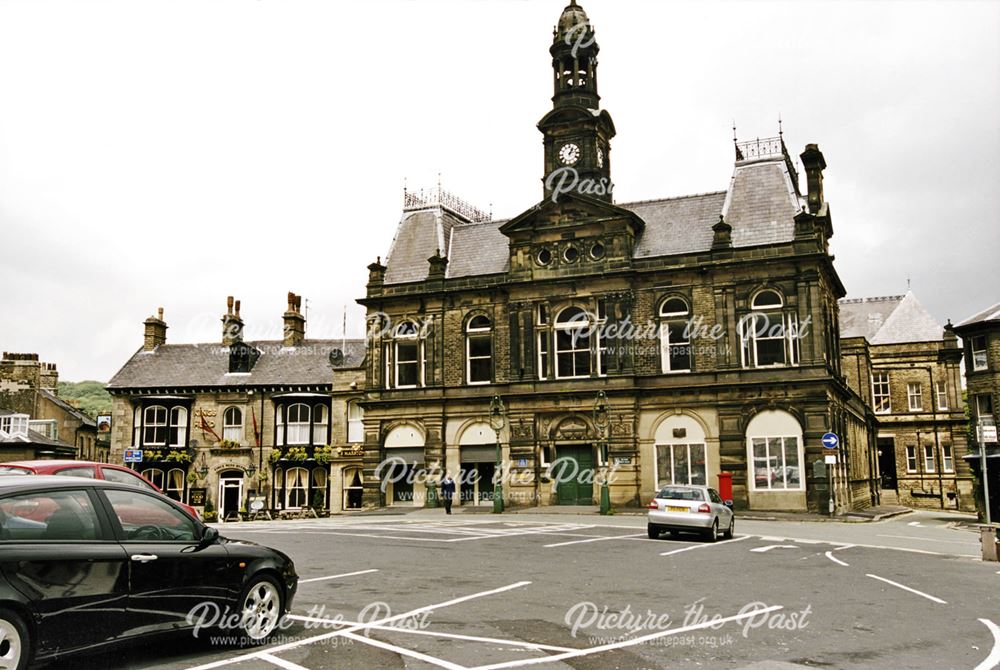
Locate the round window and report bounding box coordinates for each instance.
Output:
[536,248,553,266]
[590,242,606,260]
[563,246,580,263]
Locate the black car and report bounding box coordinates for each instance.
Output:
[0,476,297,670]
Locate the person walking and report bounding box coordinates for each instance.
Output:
[441,472,456,515]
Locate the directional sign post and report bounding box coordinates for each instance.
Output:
[821,433,839,516]
[124,449,143,464]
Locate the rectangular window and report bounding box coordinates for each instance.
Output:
[537,331,550,380]
[923,444,936,473]
[656,444,707,487]
[536,304,549,326]
[942,444,954,473]
[395,341,420,388]
[935,381,948,410]
[467,334,492,384]
[751,436,801,490]
[907,383,923,412]
[906,445,917,472]
[662,320,691,373]
[972,335,988,371]
[976,393,994,420]
[555,329,590,378]
[872,373,891,414]
[754,312,786,366]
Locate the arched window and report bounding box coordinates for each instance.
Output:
[141,468,165,491]
[555,307,592,379]
[654,415,707,487]
[286,467,309,509]
[143,406,168,446]
[466,315,493,385]
[223,407,243,443]
[347,400,364,443]
[286,403,311,445]
[312,404,329,445]
[311,468,327,509]
[166,468,185,501]
[394,321,422,388]
[169,407,188,447]
[659,297,691,373]
[740,289,799,368]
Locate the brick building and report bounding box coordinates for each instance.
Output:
[106,296,366,520]
[356,1,878,513]
[953,301,1000,520]
[0,352,102,461]
[839,293,973,511]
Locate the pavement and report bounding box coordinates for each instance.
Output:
[55,508,1000,670]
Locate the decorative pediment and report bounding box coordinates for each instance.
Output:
[499,191,644,238]
[551,415,594,441]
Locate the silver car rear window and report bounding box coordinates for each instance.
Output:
[656,487,704,501]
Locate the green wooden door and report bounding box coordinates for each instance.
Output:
[556,445,594,505]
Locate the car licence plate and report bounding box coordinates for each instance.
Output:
[667,506,688,513]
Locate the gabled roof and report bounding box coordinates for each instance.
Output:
[382,154,808,284]
[107,339,366,391]
[37,389,96,427]
[956,301,1000,329]
[838,292,943,344]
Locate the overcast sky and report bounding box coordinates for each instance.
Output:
[1,0,998,382]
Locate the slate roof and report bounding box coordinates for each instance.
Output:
[838,292,943,344]
[383,156,806,284]
[107,339,366,391]
[37,388,96,427]
[957,301,1000,328]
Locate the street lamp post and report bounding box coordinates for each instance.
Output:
[593,390,611,515]
[489,395,506,514]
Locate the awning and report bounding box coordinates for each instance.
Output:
[460,445,497,462]
[383,447,424,464]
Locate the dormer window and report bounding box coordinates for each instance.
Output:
[228,342,260,374]
[0,414,28,438]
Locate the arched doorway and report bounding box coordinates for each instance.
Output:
[218,469,245,521]
[382,424,424,505]
[458,422,498,506]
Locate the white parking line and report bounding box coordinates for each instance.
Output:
[865,574,946,604]
[258,653,310,670]
[824,551,849,566]
[288,616,576,653]
[877,534,980,545]
[468,604,784,670]
[544,533,644,548]
[660,535,750,556]
[975,618,1000,670]
[339,630,467,670]
[299,568,379,584]
[184,581,532,670]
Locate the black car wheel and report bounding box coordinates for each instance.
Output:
[647,523,660,539]
[705,519,719,543]
[238,575,284,644]
[724,516,735,539]
[0,608,29,670]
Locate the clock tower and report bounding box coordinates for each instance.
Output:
[539,0,616,202]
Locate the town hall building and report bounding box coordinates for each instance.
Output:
[356,1,878,513]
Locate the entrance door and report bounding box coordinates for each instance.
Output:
[460,462,496,505]
[877,438,897,490]
[555,444,594,505]
[391,463,415,504]
[218,474,244,521]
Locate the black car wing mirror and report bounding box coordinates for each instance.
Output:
[199,526,220,547]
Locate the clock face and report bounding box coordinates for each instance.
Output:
[558,143,581,165]
[597,147,604,168]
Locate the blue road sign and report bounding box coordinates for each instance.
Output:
[124,449,143,463]
[821,433,839,450]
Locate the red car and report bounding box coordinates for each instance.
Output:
[0,460,200,520]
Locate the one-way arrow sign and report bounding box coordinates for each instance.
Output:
[821,432,839,449]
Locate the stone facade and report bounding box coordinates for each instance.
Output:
[106,296,366,520]
[355,2,878,514]
[954,302,1000,520]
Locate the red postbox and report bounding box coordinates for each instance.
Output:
[717,472,733,503]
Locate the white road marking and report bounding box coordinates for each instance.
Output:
[339,630,467,670]
[289,616,576,652]
[184,581,532,670]
[660,535,750,556]
[865,574,947,604]
[975,618,1000,670]
[299,568,379,584]
[468,605,784,670]
[877,534,980,545]
[825,551,849,566]
[907,521,925,527]
[750,545,798,553]
[544,533,645,548]
[832,544,855,551]
[749,534,976,558]
[258,653,310,670]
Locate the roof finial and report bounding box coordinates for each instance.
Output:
[732,120,737,143]
[907,275,911,290]
[778,113,783,138]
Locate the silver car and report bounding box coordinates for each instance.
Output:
[647,485,734,542]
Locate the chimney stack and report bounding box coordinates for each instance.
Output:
[143,308,167,351]
[799,144,827,214]
[222,296,245,346]
[283,292,306,347]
